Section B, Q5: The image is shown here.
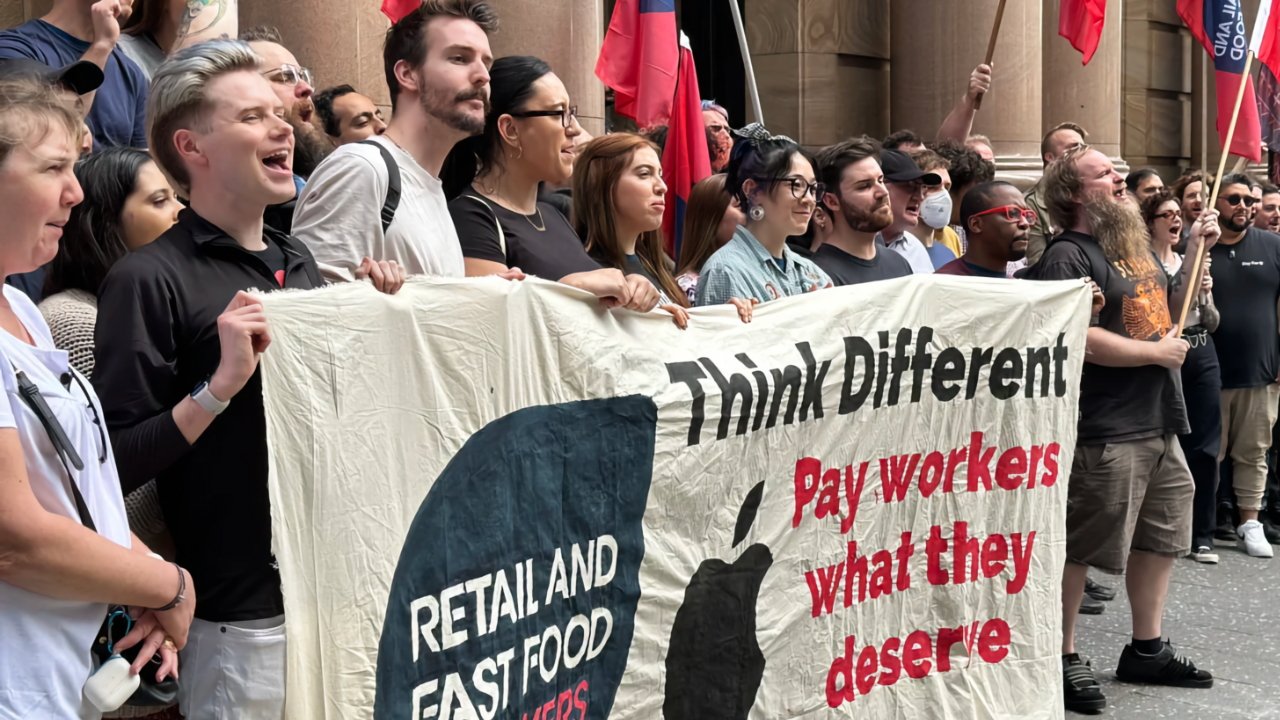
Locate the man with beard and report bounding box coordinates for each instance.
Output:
[1207,173,1280,558]
[878,148,939,274]
[937,181,1031,276]
[291,0,496,281]
[1255,182,1280,233]
[809,137,911,285]
[702,99,732,172]
[1036,146,1218,713]
[240,27,331,181]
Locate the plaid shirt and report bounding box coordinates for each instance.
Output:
[695,227,832,306]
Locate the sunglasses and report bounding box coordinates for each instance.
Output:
[1224,194,1258,207]
[1152,210,1181,221]
[510,105,578,129]
[971,204,1037,224]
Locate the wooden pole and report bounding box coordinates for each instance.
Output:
[1176,51,1256,336]
[973,0,1008,110]
[727,0,764,124]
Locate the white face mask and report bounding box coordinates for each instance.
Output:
[920,191,953,230]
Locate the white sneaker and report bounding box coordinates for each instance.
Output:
[1238,520,1275,558]
[1189,546,1219,563]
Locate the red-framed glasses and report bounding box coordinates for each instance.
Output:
[971,205,1037,224]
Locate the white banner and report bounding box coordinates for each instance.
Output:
[259,276,1088,720]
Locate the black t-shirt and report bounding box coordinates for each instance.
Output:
[811,243,913,286]
[251,239,288,287]
[1209,226,1280,388]
[1036,231,1189,444]
[450,190,600,280]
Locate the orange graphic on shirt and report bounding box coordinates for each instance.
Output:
[1121,273,1172,340]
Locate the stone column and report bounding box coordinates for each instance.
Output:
[486,0,605,136]
[1122,0,1192,180]
[1042,0,1124,166]
[889,0,1043,175]
[745,0,891,148]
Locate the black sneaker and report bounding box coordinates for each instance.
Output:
[1084,577,1116,602]
[1263,516,1280,546]
[1079,594,1105,615]
[1115,640,1213,688]
[1063,653,1106,714]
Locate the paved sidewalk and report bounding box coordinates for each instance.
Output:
[1070,539,1280,718]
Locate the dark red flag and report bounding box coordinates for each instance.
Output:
[661,34,713,260]
[1180,0,1263,161]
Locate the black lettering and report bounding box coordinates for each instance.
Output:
[666,361,707,446]
[886,328,912,406]
[965,347,993,399]
[797,342,830,421]
[989,348,1023,399]
[1024,346,1050,398]
[839,336,875,414]
[737,353,770,432]
[769,364,803,427]
[931,347,965,401]
[1053,333,1069,397]
[700,357,754,440]
[910,326,934,403]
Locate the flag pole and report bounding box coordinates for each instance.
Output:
[727,0,764,124]
[973,0,1008,110]
[1177,51,1256,335]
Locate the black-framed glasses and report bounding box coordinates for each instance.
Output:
[262,64,313,88]
[1224,194,1258,207]
[761,176,824,200]
[510,105,578,129]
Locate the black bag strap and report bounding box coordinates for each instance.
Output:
[10,362,96,531]
[360,139,401,235]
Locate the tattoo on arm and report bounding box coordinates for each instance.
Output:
[177,0,229,45]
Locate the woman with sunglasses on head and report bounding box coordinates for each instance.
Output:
[695,124,832,307]
[1141,188,1223,564]
[675,174,744,304]
[0,78,193,720]
[443,56,659,313]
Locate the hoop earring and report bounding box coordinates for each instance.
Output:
[749,205,765,222]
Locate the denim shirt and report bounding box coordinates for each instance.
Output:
[695,226,832,306]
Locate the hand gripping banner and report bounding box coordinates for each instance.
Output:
[258,276,1090,719]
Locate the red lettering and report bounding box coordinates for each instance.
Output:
[995,446,1027,490]
[1027,444,1044,489]
[944,446,967,493]
[573,680,588,719]
[982,535,1008,580]
[1041,443,1061,487]
[935,626,963,672]
[918,451,944,497]
[815,468,842,521]
[926,525,949,586]
[825,635,856,707]
[879,452,921,503]
[805,555,845,617]
[978,618,1011,664]
[877,636,902,686]
[902,631,933,679]
[793,457,821,527]
[839,462,868,535]
[966,432,996,492]
[855,644,879,696]
[555,688,574,720]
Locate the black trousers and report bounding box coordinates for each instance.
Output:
[1179,334,1221,549]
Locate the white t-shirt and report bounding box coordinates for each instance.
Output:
[291,134,465,281]
[0,285,131,719]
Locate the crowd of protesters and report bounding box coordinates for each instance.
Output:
[0,0,1278,717]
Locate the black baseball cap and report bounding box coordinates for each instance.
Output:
[881,149,942,186]
[0,58,103,95]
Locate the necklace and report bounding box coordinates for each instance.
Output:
[523,207,546,232]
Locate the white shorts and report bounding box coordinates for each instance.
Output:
[177,615,286,720]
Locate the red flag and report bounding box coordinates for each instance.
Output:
[380,0,419,24]
[661,34,713,260]
[595,0,678,128]
[1251,0,1280,78]
[1059,0,1107,64]
[1180,0,1264,161]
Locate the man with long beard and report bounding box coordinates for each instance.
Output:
[809,136,911,285]
[292,0,498,281]
[1207,173,1280,558]
[1036,146,1219,713]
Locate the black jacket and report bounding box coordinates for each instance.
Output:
[93,208,324,622]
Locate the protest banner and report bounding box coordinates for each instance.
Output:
[258,275,1090,719]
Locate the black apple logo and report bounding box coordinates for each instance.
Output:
[663,480,772,719]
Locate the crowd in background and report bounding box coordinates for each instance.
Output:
[1,0,1278,718]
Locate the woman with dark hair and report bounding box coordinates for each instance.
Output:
[695,123,831,306]
[675,174,743,303]
[443,56,658,312]
[0,77,192,719]
[40,147,181,377]
[1142,189,1223,564]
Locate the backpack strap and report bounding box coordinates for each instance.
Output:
[462,193,508,259]
[359,140,401,235]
